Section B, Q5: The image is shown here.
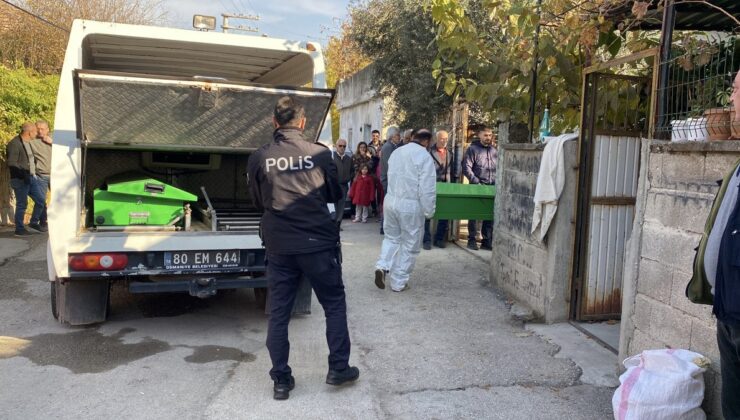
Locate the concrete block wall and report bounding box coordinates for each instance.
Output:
[490,141,577,323]
[620,141,740,418]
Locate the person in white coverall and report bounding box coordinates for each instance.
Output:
[374,129,436,292]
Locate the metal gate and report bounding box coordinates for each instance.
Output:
[572,51,657,320]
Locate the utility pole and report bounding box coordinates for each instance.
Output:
[527,0,543,142]
[222,13,259,34]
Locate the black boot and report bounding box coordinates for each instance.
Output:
[326,366,360,386]
[273,375,295,400]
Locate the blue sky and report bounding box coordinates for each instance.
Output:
[162,0,349,45]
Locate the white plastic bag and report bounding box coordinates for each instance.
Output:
[612,349,708,420]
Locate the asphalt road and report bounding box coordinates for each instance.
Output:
[0,222,615,419]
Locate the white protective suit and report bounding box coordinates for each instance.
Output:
[376,142,437,291]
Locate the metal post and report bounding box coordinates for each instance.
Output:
[221,13,259,34]
[451,103,458,182]
[655,0,676,139]
[527,0,543,142]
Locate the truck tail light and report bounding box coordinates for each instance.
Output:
[69,253,128,271]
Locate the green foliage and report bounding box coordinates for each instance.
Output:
[428,0,656,134]
[0,66,58,153]
[348,0,452,129]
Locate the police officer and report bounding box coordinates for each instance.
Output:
[247,96,360,400]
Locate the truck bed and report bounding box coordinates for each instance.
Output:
[83,148,257,233]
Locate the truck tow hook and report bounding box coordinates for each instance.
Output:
[190,278,217,299]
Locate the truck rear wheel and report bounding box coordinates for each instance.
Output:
[53,278,110,325]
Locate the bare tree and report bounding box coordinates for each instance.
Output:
[0,0,168,72]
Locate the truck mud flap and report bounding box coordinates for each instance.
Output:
[55,279,110,326]
[264,276,312,316]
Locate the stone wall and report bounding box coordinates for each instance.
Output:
[490,141,577,323]
[620,141,740,418]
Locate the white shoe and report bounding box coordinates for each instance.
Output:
[391,284,410,292]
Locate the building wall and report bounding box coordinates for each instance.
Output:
[490,139,577,323]
[620,141,740,418]
[336,64,386,151]
[337,99,385,151]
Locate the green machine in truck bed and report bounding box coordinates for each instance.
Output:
[93,174,197,226]
[434,182,496,220]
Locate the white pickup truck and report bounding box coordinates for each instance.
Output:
[48,20,333,325]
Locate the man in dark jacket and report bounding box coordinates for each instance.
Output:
[379,126,401,234]
[462,127,498,250]
[423,130,452,249]
[333,138,353,229]
[6,122,46,236]
[247,96,359,400]
[379,126,401,194]
[709,69,740,419]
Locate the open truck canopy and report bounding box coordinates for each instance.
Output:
[76,70,333,151]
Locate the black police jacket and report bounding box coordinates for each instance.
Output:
[247,127,342,255]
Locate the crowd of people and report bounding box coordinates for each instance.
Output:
[333,125,499,251]
[328,125,498,296]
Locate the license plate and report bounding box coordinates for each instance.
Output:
[163,250,240,269]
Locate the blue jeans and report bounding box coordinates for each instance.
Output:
[31,175,49,225]
[423,219,449,245]
[10,177,45,230]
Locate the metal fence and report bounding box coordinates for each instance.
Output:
[656,33,739,140]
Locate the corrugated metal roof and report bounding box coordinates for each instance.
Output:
[83,33,315,86]
[612,1,739,32]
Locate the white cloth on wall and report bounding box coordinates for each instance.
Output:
[531,133,578,241]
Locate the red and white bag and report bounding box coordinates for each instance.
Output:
[612,349,709,420]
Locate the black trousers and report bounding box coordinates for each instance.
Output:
[266,248,350,381]
[423,219,449,244]
[718,319,740,419]
[468,219,492,247]
[335,184,349,226]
